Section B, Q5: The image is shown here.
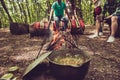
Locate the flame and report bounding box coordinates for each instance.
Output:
[50,28,75,50]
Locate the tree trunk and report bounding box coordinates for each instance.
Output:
[0,20,1,28]
[8,0,16,22]
[75,0,82,18]
[17,2,24,22]
[0,0,13,22]
[0,10,2,28]
[21,3,27,23]
[46,0,51,19]
[26,0,31,23]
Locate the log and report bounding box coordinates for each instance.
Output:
[10,22,29,35]
[29,21,51,38]
[29,19,85,37]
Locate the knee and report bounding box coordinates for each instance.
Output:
[111,16,118,22]
[96,15,102,22]
[54,17,59,22]
[62,17,68,22]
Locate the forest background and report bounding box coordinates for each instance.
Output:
[0,0,106,28]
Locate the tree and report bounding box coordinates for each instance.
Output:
[0,0,13,22]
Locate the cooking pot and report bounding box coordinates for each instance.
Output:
[47,49,91,80]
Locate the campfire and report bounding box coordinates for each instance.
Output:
[47,29,78,50]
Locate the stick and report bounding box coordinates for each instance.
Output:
[46,32,64,50]
[35,19,52,59]
[74,15,84,34]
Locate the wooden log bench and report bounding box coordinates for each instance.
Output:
[29,19,85,38]
[10,22,29,35]
[29,21,51,38]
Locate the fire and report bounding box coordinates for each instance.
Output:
[49,28,77,50]
[50,31,65,50]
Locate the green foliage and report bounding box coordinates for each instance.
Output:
[1,73,14,79]
[81,0,93,24]
[0,66,19,80]
[8,66,19,72]
[0,0,106,27]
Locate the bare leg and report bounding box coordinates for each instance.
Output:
[111,16,118,36]
[99,22,103,35]
[95,17,101,36]
[107,16,118,42]
[88,15,101,38]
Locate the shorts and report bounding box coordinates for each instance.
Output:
[94,6,102,15]
[93,6,102,21]
[105,16,120,25]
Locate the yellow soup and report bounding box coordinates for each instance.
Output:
[53,54,85,66]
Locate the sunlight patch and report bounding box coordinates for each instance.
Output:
[9,51,38,62]
[0,37,8,41]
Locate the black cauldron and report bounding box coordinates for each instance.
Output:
[47,49,91,80]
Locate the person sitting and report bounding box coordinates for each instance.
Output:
[48,0,69,31]
[65,0,84,33]
[105,1,120,42]
[89,0,119,43]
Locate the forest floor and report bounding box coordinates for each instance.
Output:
[0,25,120,80]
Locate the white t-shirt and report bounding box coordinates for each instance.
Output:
[93,0,101,8]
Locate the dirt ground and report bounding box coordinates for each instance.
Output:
[0,25,120,80]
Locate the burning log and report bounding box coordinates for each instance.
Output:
[47,30,78,51]
[10,22,29,35]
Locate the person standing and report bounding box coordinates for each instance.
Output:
[89,0,102,38]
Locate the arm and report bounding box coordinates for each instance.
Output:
[104,15,112,20]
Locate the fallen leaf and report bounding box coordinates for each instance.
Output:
[8,66,19,72]
[1,73,13,79]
